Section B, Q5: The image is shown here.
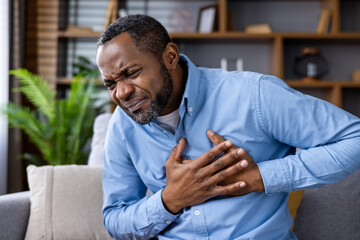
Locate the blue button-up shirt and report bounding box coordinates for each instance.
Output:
[102,55,360,240]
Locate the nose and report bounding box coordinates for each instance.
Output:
[115,81,135,100]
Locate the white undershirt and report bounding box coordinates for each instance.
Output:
[156,109,180,134]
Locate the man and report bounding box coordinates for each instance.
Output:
[96,15,360,240]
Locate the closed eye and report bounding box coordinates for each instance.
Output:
[104,80,116,89]
[126,69,141,77]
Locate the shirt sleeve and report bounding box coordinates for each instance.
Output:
[102,115,179,239]
[256,75,360,194]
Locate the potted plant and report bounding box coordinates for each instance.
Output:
[2,68,102,165]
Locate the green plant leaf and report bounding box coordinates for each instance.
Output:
[3,66,101,166]
[53,100,67,165]
[67,78,91,164]
[22,153,46,166]
[9,69,56,121]
[2,103,52,162]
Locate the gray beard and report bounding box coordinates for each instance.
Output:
[131,101,164,124]
[128,61,173,125]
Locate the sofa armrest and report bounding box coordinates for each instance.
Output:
[0,191,30,240]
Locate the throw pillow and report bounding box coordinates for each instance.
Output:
[88,113,112,166]
[25,165,112,240]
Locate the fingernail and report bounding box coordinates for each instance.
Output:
[240,160,248,168]
[237,149,243,155]
[208,130,215,136]
[240,182,246,188]
[225,140,232,147]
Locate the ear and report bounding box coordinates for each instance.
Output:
[162,42,180,70]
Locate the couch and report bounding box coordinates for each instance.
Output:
[1,113,359,240]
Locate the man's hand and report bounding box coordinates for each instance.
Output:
[162,138,248,214]
[207,130,265,196]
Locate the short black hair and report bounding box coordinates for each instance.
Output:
[97,14,172,59]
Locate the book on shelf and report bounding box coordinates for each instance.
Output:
[244,24,272,34]
[317,9,331,34]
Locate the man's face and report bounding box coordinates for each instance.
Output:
[96,33,173,124]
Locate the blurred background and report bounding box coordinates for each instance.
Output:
[1,0,360,195]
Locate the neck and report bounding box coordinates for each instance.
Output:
[160,63,186,116]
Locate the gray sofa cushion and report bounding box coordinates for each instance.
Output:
[0,191,30,240]
[293,169,360,240]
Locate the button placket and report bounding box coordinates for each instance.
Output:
[191,206,209,239]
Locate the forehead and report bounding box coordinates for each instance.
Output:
[96,33,154,71]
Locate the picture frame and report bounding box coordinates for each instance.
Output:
[197,4,218,33]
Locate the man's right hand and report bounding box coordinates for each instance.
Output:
[161,138,248,214]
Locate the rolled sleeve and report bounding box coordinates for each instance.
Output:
[258,158,292,194]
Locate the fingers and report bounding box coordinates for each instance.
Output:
[193,139,233,168]
[203,147,247,174]
[177,138,186,155]
[181,159,192,164]
[168,138,186,163]
[213,181,247,196]
[207,130,226,145]
[207,158,248,186]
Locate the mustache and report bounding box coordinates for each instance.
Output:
[123,97,146,109]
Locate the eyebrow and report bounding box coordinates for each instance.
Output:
[103,64,139,84]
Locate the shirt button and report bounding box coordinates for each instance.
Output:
[165,220,171,224]
[188,107,193,112]
[194,210,200,216]
[163,130,167,134]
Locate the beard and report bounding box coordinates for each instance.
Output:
[127,61,173,125]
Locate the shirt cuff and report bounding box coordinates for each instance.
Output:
[258,158,292,194]
[147,189,180,230]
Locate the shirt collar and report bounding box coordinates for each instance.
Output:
[178,54,202,117]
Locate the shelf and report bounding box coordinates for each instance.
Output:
[280,32,360,39]
[58,30,360,40]
[179,32,360,39]
[51,0,360,117]
[57,30,279,39]
[58,30,102,38]
[284,80,360,108]
[286,81,360,88]
[171,32,278,39]
[174,32,360,40]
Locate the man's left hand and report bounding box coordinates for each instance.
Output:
[207,130,265,196]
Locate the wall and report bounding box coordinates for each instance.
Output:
[0,0,9,195]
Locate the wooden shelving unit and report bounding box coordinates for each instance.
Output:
[28,0,360,116]
[286,81,360,108]
[58,30,360,40]
[286,81,360,88]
